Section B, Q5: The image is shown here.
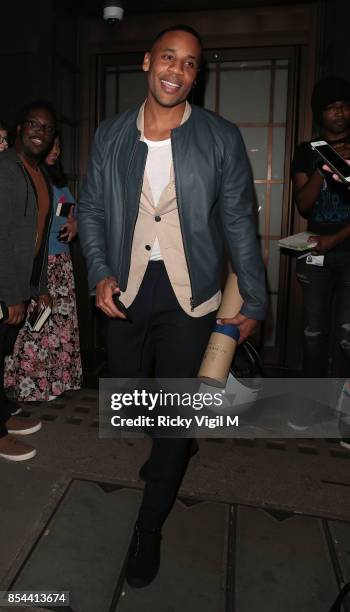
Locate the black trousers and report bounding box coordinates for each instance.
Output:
[107,262,216,529]
[297,250,350,377]
[0,321,21,437]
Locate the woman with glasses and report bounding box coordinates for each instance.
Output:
[0,120,8,152]
[5,134,83,401]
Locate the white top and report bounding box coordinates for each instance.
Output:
[144,137,172,261]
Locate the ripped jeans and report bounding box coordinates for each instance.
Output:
[296,250,350,377]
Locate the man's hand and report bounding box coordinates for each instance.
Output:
[6,302,26,325]
[308,234,338,254]
[216,313,259,344]
[37,293,52,309]
[96,276,126,319]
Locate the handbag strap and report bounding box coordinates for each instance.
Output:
[328,582,350,611]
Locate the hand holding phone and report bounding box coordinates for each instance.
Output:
[310,140,350,184]
[112,293,132,322]
[58,227,69,242]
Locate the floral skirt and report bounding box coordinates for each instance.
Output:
[5,252,83,401]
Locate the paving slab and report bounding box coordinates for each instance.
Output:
[11,482,141,612]
[328,519,350,599]
[0,463,68,589]
[235,506,339,611]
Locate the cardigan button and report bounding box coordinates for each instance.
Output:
[145,244,151,251]
[155,215,161,222]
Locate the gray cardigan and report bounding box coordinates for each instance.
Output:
[0,149,51,306]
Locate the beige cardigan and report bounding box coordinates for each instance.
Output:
[120,102,221,317]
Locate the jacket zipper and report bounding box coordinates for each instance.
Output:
[171,132,196,311]
[120,135,147,283]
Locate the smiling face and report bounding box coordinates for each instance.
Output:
[143,30,201,109]
[17,107,55,162]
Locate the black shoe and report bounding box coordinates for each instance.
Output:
[4,397,22,416]
[340,439,350,450]
[126,523,161,588]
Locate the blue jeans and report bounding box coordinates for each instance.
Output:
[296,250,350,377]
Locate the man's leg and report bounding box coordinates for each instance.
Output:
[331,255,350,446]
[0,322,11,436]
[127,265,214,586]
[0,322,38,461]
[332,254,350,376]
[137,273,215,529]
[108,263,215,587]
[296,258,335,377]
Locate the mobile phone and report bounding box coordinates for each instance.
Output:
[56,202,75,217]
[310,140,350,183]
[58,228,68,242]
[112,293,132,322]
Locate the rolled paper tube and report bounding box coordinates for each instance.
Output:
[217,272,243,319]
[198,271,244,387]
[198,324,240,388]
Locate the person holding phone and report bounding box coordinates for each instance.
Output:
[5,135,82,401]
[79,25,267,588]
[291,76,350,436]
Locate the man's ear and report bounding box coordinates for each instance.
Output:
[142,52,151,73]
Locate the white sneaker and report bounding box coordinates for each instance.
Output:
[0,434,36,461]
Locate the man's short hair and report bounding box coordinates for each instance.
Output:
[0,119,7,131]
[151,24,203,55]
[16,99,57,127]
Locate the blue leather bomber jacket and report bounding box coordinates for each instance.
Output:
[78,104,267,320]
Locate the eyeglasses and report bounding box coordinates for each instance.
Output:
[0,136,8,144]
[24,119,55,136]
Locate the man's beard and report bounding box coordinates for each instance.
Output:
[21,136,50,162]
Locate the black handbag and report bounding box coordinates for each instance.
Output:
[230,341,264,379]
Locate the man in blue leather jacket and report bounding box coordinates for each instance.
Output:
[79,25,267,588]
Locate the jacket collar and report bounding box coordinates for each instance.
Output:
[136,100,191,140]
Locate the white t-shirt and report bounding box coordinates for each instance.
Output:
[144,137,172,261]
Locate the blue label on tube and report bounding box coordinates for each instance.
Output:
[213,323,240,342]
